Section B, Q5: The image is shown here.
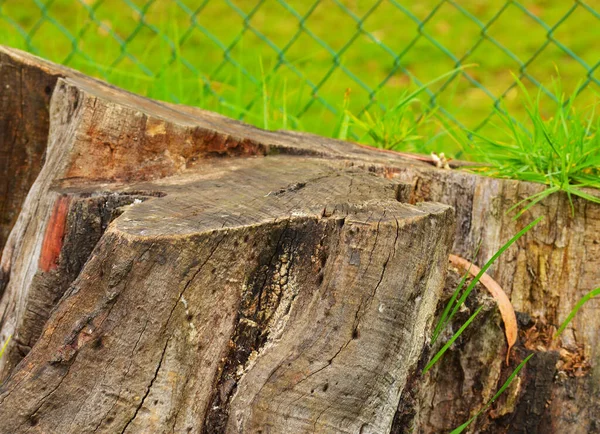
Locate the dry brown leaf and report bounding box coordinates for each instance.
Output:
[449,254,518,365]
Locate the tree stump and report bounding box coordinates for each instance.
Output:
[0,46,599,433]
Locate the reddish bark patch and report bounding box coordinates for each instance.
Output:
[39,196,71,272]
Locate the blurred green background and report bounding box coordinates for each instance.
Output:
[1,0,599,156]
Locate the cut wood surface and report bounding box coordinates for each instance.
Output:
[0,46,598,433]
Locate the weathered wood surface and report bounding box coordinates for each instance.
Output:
[0,47,457,433]
[0,48,59,253]
[0,46,599,433]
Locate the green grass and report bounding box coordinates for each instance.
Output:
[447,76,600,215]
[1,0,599,151]
[0,335,10,359]
[555,286,600,337]
[340,65,473,153]
[424,305,484,375]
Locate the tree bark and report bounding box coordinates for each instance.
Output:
[391,155,600,433]
[0,46,599,433]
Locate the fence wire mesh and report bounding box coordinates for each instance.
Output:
[1,0,599,141]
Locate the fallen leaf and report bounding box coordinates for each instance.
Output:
[449,254,518,365]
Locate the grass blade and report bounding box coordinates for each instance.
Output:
[431,240,483,344]
[507,186,559,219]
[0,335,10,359]
[393,64,475,111]
[423,305,483,375]
[333,88,351,140]
[555,286,600,337]
[260,57,269,130]
[450,353,533,433]
[434,217,542,341]
[447,217,542,321]
[431,269,469,344]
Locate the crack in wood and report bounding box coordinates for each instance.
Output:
[119,335,171,434]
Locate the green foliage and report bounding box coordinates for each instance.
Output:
[220,56,304,132]
[344,67,470,154]
[344,96,434,153]
[3,1,599,145]
[332,88,352,141]
[448,76,600,216]
[423,305,483,375]
[555,286,600,337]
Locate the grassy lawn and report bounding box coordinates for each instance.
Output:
[1,0,599,157]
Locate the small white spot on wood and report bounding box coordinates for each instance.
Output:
[188,321,197,340]
[431,152,451,170]
[247,350,258,364]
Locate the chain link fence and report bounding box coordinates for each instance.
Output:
[1,0,598,142]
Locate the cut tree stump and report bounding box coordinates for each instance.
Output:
[0,46,599,433]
